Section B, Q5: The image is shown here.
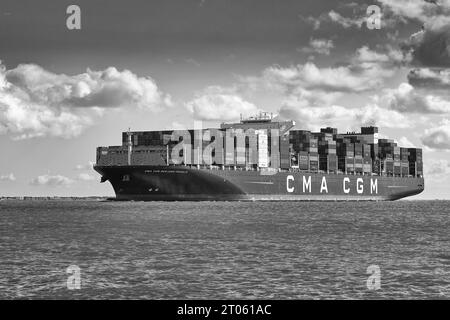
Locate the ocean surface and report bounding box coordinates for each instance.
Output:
[0,200,449,299]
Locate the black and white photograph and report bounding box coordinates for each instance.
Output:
[0,0,449,306]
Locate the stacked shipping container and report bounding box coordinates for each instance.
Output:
[100,124,423,178]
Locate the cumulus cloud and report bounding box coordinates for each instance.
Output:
[30,174,74,187]
[185,58,201,67]
[186,86,258,121]
[5,63,171,109]
[378,0,450,24]
[232,49,414,130]
[301,4,400,30]
[397,136,416,147]
[233,45,406,125]
[384,0,450,68]
[374,1,450,68]
[402,24,450,68]
[279,104,351,130]
[0,60,171,139]
[299,38,334,56]
[74,161,95,170]
[354,104,413,128]
[243,61,393,95]
[169,121,189,130]
[380,82,450,113]
[0,173,16,181]
[279,102,411,131]
[327,10,366,28]
[352,45,410,66]
[425,159,450,175]
[299,15,322,30]
[407,68,450,91]
[300,10,366,30]
[281,87,341,109]
[77,173,96,181]
[303,1,449,64]
[421,119,450,149]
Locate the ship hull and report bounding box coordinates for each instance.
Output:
[94,165,424,201]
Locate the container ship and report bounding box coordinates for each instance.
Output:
[94,112,424,201]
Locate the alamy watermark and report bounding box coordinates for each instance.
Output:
[366,264,381,290]
[66,265,81,290]
[162,120,285,169]
[367,5,381,30]
[66,5,81,30]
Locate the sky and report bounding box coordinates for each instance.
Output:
[0,0,449,199]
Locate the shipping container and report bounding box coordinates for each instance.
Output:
[320,127,338,135]
[337,142,355,157]
[408,148,423,162]
[370,144,379,160]
[401,165,409,176]
[309,160,319,172]
[354,143,363,156]
[280,135,290,169]
[363,163,372,173]
[225,130,235,165]
[385,160,394,175]
[299,160,309,170]
[328,157,337,172]
[394,161,401,175]
[338,156,346,173]
[257,133,268,168]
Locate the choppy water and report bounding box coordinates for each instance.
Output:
[0,200,450,299]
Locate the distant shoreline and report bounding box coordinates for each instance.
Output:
[0,196,111,201]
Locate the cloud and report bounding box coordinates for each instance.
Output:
[77,173,96,181]
[354,104,413,128]
[421,119,450,150]
[230,48,413,130]
[425,159,450,176]
[378,0,450,24]
[282,87,342,109]
[185,58,201,67]
[389,0,450,68]
[0,173,16,181]
[0,60,171,139]
[279,104,351,130]
[352,45,409,65]
[300,9,367,30]
[303,1,449,32]
[375,0,450,64]
[278,102,411,131]
[402,24,450,68]
[231,45,407,126]
[186,86,258,121]
[30,174,74,187]
[170,121,189,130]
[407,68,450,91]
[397,136,416,147]
[299,38,334,55]
[233,46,411,131]
[5,63,171,109]
[243,61,394,95]
[327,10,366,28]
[301,5,400,31]
[299,15,322,30]
[74,161,95,170]
[380,82,450,113]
